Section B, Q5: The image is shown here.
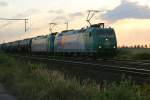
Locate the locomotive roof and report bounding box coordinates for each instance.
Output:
[60,26,114,35]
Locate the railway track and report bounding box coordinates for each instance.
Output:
[96,58,150,70]
[10,54,150,83]
[14,55,150,73]
[30,54,150,67]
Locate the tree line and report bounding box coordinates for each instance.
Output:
[118,44,150,48]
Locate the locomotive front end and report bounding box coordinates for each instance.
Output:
[91,23,117,57]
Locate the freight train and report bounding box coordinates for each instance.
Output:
[1,23,117,58]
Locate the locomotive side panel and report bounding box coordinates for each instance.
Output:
[55,31,87,53]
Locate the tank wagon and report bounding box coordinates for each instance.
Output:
[2,23,117,58]
[1,43,9,52]
[31,33,56,55]
[10,41,20,53]
[19,38,32,54]
[0,44,1,49]
[2,41,19,52]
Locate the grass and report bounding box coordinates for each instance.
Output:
[116,50,150,60]
[0,51,150,100]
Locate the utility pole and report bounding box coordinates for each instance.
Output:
[49,23,57,34]
[65,22,69,30]
[86,10,100,26]
[24,19,28,32]
[0,18,29,32]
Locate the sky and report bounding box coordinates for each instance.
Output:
[0,0,150,46]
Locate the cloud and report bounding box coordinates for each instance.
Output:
[52,16,68,23]
[15,9,41,18]
[0,22,12,29]
[51,11,84,23]
[48,9,64,14]
[0,1,8,7]
[69,12,84,18]
[0,9,41,30]
[102,0,150,22]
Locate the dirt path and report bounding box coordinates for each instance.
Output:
[0,84,16,100]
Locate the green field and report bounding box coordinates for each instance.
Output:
[116,48,150,60]
[120,48,150,54]
[0,51,150,100]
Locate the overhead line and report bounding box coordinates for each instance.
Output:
[0,18,29,32]
[0,18,28,20]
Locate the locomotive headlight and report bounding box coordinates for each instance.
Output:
[114,46,116,48]
[105,38,108,41]
[99,46,102,48]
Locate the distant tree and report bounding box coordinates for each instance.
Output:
[129,45,132,48]
[122,45,125,48]
[125,46,128,48]
[141,45,144,48]
[145,45,148,48]
[134,45,137,48]
[137,45,140,48]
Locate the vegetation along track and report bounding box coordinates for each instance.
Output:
[11,54,150,83]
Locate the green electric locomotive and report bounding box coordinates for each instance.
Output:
[54,23,117,57]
